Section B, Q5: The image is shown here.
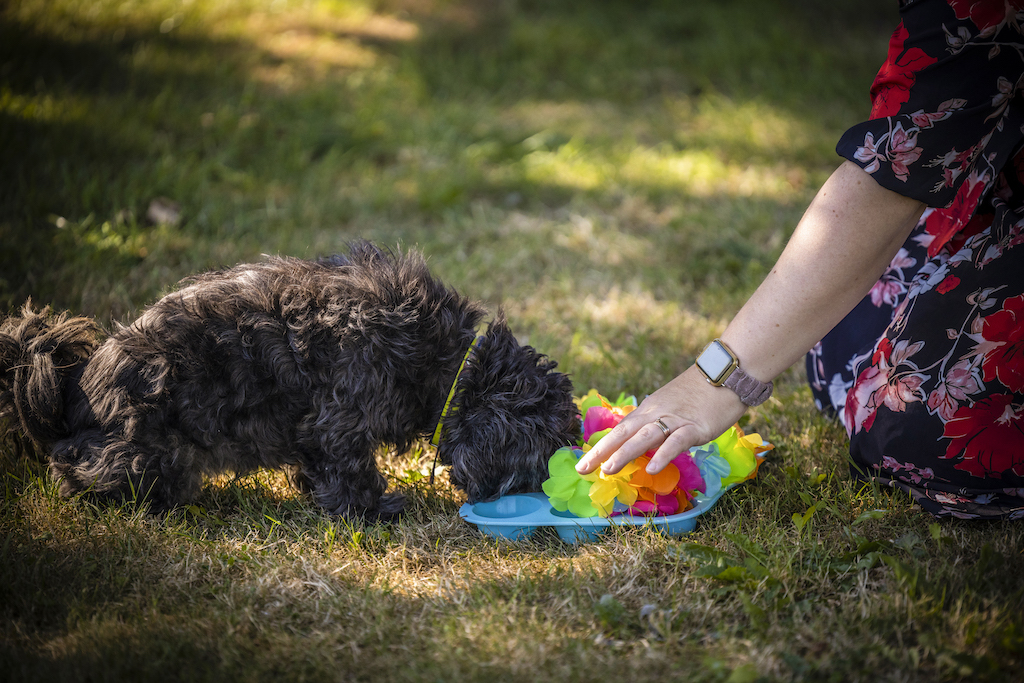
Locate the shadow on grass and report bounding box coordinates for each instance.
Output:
[0,13,235,309]
[2,503,1022,683]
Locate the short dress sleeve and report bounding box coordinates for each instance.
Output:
[836,0,1024,256]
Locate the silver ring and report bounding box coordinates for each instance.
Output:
[653,418,671,438]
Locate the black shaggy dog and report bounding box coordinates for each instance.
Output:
[0,243,580,519]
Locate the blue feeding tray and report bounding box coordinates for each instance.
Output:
[459,489,729,544]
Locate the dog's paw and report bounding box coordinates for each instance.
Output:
[372,493,406,522]
[283,464,313,495]
[326,492,406,522]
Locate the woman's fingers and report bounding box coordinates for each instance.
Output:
[600,418,673,473]
[586,417,704,475]
[576,395,686,476]
[647,422,706,472]
[574,366,749,476]
[574,417,640,474]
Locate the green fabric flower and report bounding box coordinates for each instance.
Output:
[541,447,600,518]
[713,425,767,485]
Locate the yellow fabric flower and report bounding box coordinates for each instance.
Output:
[586,460,639,517]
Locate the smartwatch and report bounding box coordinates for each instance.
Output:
[695,339,773,407]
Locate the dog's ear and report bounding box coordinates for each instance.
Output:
[439,316,580,503]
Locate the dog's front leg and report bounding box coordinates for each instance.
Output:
[295,421,404,521]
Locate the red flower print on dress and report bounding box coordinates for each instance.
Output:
[936,274,961,293]
[845,340,929,435]
[870,22,938,118]
[921,168,990,257]
[845,365,887,434]
[1011,217,1024,249]
[977,293,1024,392]
[873,336,894,365]
[927,141,979,190]
[948,0,1024,35]
[942,394,1024,478]
[926,357,984,422]
[934,491,973,506]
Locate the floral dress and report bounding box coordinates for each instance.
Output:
[806,0,1024,519]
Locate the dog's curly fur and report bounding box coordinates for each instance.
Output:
[0,243,580,518]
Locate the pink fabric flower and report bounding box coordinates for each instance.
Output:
[583,406,619,442]
[888,122,923,181]
[669,451,705,494]
[869,277,906,308]
[926,357,984,423]
[622,494,681,517]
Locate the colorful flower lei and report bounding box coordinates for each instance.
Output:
[541,389,773,518]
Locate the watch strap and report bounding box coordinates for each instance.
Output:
[723,365,773,407]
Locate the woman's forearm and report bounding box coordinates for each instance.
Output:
[720,160,925,383]
[577,161,926,476]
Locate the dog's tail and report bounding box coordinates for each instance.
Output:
[0,301,104,455]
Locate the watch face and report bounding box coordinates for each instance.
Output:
[696,341,736,384]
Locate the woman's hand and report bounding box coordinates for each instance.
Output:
[575,365,748,476]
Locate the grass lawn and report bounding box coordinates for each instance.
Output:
[2,0,1023,681]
